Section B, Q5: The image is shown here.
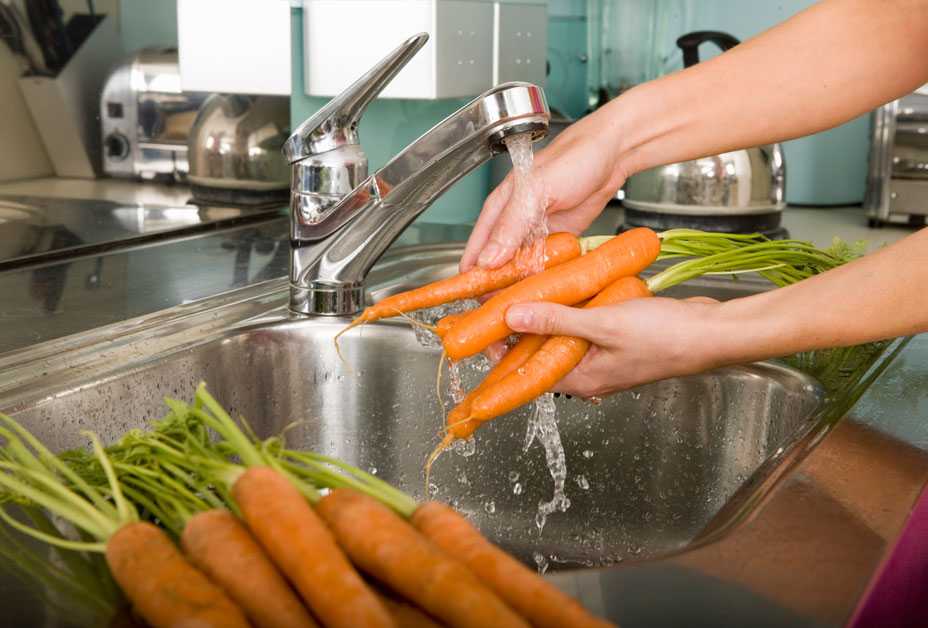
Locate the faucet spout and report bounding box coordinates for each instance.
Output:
[285,36,550,316]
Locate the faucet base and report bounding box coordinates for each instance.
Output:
[289,281,364,316]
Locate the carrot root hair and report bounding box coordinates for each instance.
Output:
[435,351,446,408]
[334,317,366,371]
[424,432,454,497]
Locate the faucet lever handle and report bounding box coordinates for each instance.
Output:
[282,33,428,163]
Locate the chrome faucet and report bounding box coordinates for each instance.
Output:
[282,33,550,315]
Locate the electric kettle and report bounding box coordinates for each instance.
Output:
[623,31,787,236]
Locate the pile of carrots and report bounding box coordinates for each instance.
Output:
[0,384,616,628]
[338,227,854,465]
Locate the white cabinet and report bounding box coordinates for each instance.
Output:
[177,0,292,96]
[303,0,546,99]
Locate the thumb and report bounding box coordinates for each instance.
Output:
[506,302,596,338]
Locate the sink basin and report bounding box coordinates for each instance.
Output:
[0,247,822,575]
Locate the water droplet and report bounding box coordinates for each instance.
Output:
[484,500,496,514]
[582,449,594,459]
[428,482,438,496]
[369,466,377,475]
[508,471,520,482]
[533,552,549,575]
[575,475,590,490]
[513,482,523,495]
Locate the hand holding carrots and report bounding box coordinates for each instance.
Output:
[504,295,727,398]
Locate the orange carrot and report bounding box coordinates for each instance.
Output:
[447,334,547,440]
[442,227,660,361]
[470,276,652,422]
[435,312,468,338]
[375,590,445,628]
[412,502,615,628]
[181,509,319,628]
[106,521,251,628]
[315,488,529,628]
[350,232,581,327]
[232,467,394,628]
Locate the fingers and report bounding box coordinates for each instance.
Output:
[460,176,514,272]
[505,302,601,339]
[685,296,720,304]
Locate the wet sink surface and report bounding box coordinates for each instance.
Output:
[6,309,822,569]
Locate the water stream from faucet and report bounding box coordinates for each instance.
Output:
[503,133,548,276]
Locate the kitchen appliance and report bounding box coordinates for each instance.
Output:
[100,48,208,181]
[864,84,928,226]
[186,94,290,206]
[622,31,787,237]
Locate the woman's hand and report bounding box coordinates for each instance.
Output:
[459,107,629,272]
[504,297,726,397]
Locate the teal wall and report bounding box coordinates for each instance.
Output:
[119,0,178,51]
[289,8,489,225]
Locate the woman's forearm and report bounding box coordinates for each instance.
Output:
[604,0,928,178]
[710,228,928,364]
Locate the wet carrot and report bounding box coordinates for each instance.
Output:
[181,509,319,628]
[375,591,445,628]
[350,233,581,328]
[315,488,528,628]
[435,312,468,338]
[412,502,615,628]
[470,276,652,422]
[447,334,547,439]
[232,467,394,628]
[106,521,251,628]
[442,227,660,361]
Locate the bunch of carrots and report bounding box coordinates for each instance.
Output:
[0,384,617,628]
[336,227,856,467]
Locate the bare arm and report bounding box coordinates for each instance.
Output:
[462,0,928,270]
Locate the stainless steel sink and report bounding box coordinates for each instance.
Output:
[0,245,822,574]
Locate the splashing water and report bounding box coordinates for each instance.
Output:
[410,300,480,349]
[533,552,550,575]
[524,393,571,535]
[503,134,548,276]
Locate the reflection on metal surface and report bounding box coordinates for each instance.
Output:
[0,195,283,269]
[285,33,550,314]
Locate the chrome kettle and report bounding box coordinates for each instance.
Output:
[623,31,787,236]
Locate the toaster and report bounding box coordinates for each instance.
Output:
[865,84,928,226]
[100,48,208,181]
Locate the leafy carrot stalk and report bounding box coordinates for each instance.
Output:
[0,416,250,628]
[315,487,529,628]
[442,227,662,361]
[178,393,523,628]
[469,276,651,422]
[73,411,320,628]
[278,451,616,628]
[165,386,396,628]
